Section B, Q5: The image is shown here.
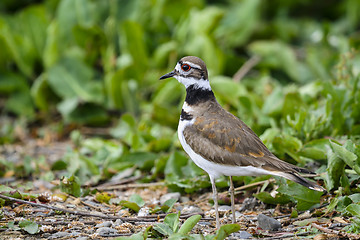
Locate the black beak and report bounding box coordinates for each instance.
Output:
[159,71,176,80]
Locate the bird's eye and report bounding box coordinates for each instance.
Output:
[181,64,191,72]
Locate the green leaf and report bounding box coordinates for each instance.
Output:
[7,221,20,231]
[213,224,240,240]
[326,146,346,190]
[248,40,301,82]
[116,231,146,240]
[153,223,174,237]
[43,21,60,68]
[211,76,247,107]
[19,220,39,234]
[349,194,360,203]
[330,140,360,175]
[60,175,82,197]
[216,0,261,47]
[262,87,284,116]
[30,74,53,111]
[120,200,140,213]
[58,100,109,125]
[5,90,34,117]
[277,182,323,211]
[178,214,201,234]
[346,204,360,217]
[272,133,303,163]
[48,57,103,103]
[121,152,158,170]
[165,151,189,181]
[129,194,145,207]
[119,20,148,82]
[95,192,114,204]
[161,198,177,213]
[282,92,304,118]
[336,196,353,212]
[164,212,180,233]
[254,192,292,205]
[19,5,48,57]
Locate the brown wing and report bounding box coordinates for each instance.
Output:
[183,102,311,174]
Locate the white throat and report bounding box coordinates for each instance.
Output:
[175,76,212,90]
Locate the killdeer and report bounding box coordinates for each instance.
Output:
[160,56,325,228]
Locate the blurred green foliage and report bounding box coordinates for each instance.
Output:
[1,0,360,233]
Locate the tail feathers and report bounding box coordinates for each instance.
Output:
[274,172,326,192]
[293,167,316,175]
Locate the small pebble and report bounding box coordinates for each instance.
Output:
[109,197,121,205]
[239,198,257,211]
[180,196,190,203]
[96,227,118,237]
[235,211,242,218]
[257,214,281,230]
[198,221,212,226]
[66,204,76,209]
[138,206,150,216]
[175,205,184,211]
[181,205,203,214]
[49,231,71,239]
[230,231,252,239]
[160,192,181,205]
[95,221,113,228]
[113,219,123,226]
[75,237,88,240]
[218,205,231,212]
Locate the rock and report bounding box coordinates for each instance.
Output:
[180,196,190,203]
[95,221,113,228]
[230,231,253,239]
[138,206,150,216]
[96,227,118,237]
[113,219,123,226]
[66,204,76,209]
[49,231,71,239]
[229,211,242,221]
[160,192,181,205]
[175,205,184,211]
[235,211,242,218]
[109,197,121,205]
[257,214,281,230]
[181,205,203,214]
[218,205,231,212]
[239,197,257,211]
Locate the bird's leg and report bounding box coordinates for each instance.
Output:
[210,176,219,229]
[229,176,236,224]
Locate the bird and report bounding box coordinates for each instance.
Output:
[159,56,325,228]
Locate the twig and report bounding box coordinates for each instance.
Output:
[67,194,110,213]
[0,194,207,223]
[91,175,142,190]
[80,127,111,136]
[221,179,276,195]
[233,55,261,82]
[311,223,360,239]
[0,193,127,220]
[92,182,165,191]
[260,231,310,240]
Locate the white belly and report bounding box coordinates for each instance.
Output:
[177,118,272,180]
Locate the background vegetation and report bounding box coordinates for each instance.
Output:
[1,0,360,237]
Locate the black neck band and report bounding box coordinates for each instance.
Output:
[185,85,215,105]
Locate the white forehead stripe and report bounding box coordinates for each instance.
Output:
[175,62,202,71]
[182,61,201,69]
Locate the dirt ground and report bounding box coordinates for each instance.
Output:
[0,140,354,239]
